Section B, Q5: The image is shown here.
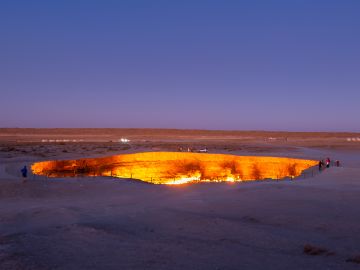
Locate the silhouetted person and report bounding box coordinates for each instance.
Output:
[21,165,28,178]
[326,158,330,168]
[318,160,322,171]
[336,160,340,167]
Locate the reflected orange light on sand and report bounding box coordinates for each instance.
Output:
[31,152,317,185]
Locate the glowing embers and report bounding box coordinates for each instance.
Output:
[31,152,317,185]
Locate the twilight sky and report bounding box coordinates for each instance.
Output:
[1,0,359,131]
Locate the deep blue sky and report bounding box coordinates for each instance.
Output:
[1,0,359,131]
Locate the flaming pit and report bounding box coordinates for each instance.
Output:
[31,152,317,184]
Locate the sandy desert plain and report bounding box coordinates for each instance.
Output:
[1,128,360,270]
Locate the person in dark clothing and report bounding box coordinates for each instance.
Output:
[318,160,322,171]
[21,166,28,178]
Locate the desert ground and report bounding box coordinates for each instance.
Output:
[1,128,360,270]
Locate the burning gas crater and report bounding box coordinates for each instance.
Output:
[31,152,317,185]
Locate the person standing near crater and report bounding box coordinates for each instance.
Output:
[21,165,28,179]
[326,158,330,168]
[318,160,323,171]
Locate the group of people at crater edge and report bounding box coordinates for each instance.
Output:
[319,158,340,171]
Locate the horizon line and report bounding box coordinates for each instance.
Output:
[1,127,360,134]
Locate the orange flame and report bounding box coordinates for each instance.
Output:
[31,152,317,184]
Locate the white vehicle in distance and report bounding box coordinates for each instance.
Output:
[119,138,130,143]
